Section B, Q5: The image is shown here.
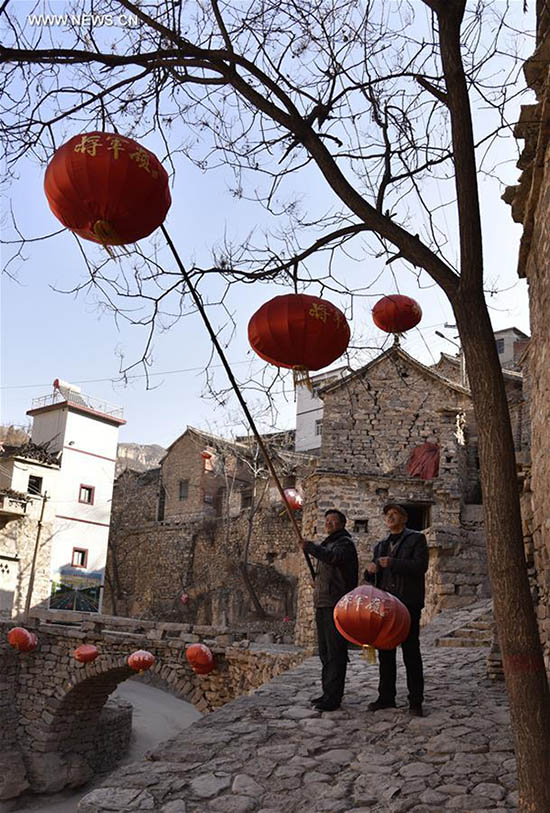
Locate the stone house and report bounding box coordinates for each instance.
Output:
[0,443,59,617]
[104,426,316,627]
[295,343,526,646]
[504,0,550,669]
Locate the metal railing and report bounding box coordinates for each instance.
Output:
[31,391,124,419]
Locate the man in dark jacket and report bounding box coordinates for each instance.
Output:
[365,503,429,716]
[302,509,358,711]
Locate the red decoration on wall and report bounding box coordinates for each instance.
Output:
[186,643,215,675]
[283,488,303,511]
[44,132,171,246]
[73,644,100,663]
[248,293,350,371]
[7,627,37,652]
[372,295,422,334]
[333,585,411,650]
[407,442,440,480]
[180,593,190,605]
[201,451,212,460]
[127,650,155,673]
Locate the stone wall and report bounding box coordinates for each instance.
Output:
[0,612,307,800]
[0,512,55,619]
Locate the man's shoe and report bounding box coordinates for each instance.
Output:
[310,695,325,705]
[409,705,423,717]
[367,699,396,712]
[314,700,341,712]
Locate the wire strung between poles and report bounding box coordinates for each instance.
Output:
[161,224,316,582]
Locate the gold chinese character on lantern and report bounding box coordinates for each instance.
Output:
[106,135,126,159]
[73,134,102,157]
[309,303,329,323]
[129,145,158,177]
[366,598,384,617]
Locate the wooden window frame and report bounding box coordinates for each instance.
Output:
[71,547,88,568]
[79,484,95,505]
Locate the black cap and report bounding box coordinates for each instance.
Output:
[383,502,408,519]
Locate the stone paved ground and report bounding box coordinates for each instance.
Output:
[79,602,518,812]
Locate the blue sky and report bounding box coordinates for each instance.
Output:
[0,1,533,448]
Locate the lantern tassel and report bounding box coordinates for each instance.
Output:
[92,219,131,256]
[292,366,313,391]
[362,644,377,665]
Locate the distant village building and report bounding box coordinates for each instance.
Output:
[0,379,124,617]
[294,367,346,453]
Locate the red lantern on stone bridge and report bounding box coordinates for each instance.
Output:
[186,643,215,675]
[7,627,37,652]
[127,650,155,673]
[73,644,100,663]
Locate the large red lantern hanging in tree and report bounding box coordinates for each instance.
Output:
[186,643,215,675]
[248,293,350,371]
[7,627,37,652]
[73,644,100,663]
[334,585,411,652]
[44,132,171,246]
[372,295,422,334]
[127,650,155,673]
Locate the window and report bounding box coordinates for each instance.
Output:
[79,484,95,505]
[403,503,431,531]
[179,479,189,500]
[315,419,323,437]
[28,475,43,495]
[496,338,504,354]
[353,519,369,533]
[241,489,253,509]
[71,548,88,568]
[203,494,214,505]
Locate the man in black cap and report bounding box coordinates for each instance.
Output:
[302,509,358,711]
[365,502,428,716]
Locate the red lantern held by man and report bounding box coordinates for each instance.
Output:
[44,132,171,246]
[283,488,303,511]
[248,293,350,372]
[7,627,37,652]
[333,585,411,662]
[127,650,155,673]
[372,295,422,334]
[73,644,100,663]
[186,643,215,675]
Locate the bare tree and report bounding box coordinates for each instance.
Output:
[1,1,549,807]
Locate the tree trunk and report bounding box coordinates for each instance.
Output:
[454,294,550,812]
[240,499,267,618]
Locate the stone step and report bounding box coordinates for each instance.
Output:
[436,636,491,648]
[449,628,492,641]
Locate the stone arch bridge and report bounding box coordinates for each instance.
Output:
[0,609,306,802]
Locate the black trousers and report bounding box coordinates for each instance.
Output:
[377,606,424,707]
[315,606,349,705]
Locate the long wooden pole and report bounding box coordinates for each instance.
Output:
[161,225,315,581]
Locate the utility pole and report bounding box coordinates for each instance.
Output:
[24,491,48,623]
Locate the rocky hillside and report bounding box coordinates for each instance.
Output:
[116,443,165,475]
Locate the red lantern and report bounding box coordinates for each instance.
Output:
[333,585,411,650]
[127,650,155,673]
[201,450,212,460]
[73,644,100,663]
[283,488,303,511]
[44,132,171,246]
[180,593,190,605]
[248,294,350,371]
[372,295,422,334]
[186,643,215,675]
[7,627,37,652]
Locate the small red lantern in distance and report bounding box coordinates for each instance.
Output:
[333,585,411,650]
[180,593,190,605]
[186,643,215,675]
[73,644,100,663]
[283,488,303,511]
[127,650,155,673]
[372,295,422,334]
[44,132,171,246]
[7,627,37,652]
[201,450,212,460]
[248,293,350,371]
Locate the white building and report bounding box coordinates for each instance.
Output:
[295,367,347,453]
[494,327,529,369]
[26,379,125,612]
